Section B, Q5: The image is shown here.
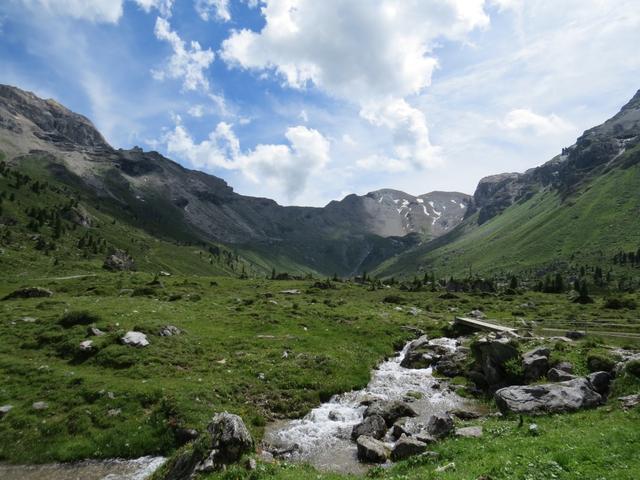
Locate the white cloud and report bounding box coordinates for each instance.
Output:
[164,120,330,200]
[152,17,215,92]
[195,0,231,22]
[502,108,574,135]
[221,0,488,102]
[187,104,205,117]
[135,0,174,17]
[356,155,408,173]
[360,98,441,169]
[20,0,124,23]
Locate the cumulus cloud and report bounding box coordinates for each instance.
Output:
[502,108,574,135]
[135,0,174,17]
[220,0,487,173]
[195,0,231,22]
[152,17,215,92]
[360,98,441,169]
[164,120,330,199]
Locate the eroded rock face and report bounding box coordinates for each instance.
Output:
[356,436,389,464]
[103,249,136,271]
[495,378,602,415]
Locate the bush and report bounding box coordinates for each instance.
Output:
[603,297,637,310]
[625,359,640,378]
[59,310,101,328]
[382,295,405,304]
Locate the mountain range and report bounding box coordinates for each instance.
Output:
[1,84,639,278]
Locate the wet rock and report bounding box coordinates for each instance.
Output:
[587,371,612,395]
[121,331,149,347]
[449,408,481,420]
[455,426,483,438]
[400,336,434,369]
[0,405,13,417]
[3,287,53,300]
[32,401,48,410]
[364,400,418,426]
[356,436,389,463]
[103,249,136,271]
[425,413,454,438]
[495,378,602,414]
[160,325,182,337]
[79,340,94,352]
[391,435,428,461]
[200,412,253,469]
[351,414,387,440]
[547,368,576,382]
[328,410,344,422]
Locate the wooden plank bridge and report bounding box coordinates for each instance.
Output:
[454,316,518,334]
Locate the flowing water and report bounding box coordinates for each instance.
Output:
[0,456,165,480]
[264,337,474,474]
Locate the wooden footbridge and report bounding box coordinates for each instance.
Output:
[454,316,518,334]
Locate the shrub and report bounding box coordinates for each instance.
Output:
[382,295,405,304]
[59,310,101,328]
[603,297,637,310]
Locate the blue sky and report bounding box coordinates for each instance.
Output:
[1,0,640,206]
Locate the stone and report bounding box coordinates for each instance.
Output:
[523,354,549,382]
[468,310,486,319]
[160,325,181,337]
[435,462,456,472]
[425,413,454,438]
[400,336,434,369]
[356,436,389,464]
[555,361,574,373]
[351,414,387,440]
[279,289,300,295]
[565,331,586,340]
[524,346,551,358]
[0,405,13,417]
[587,371,612,395]
[107,408,121,417]
[32,401,48,410]
[391,435,428,461]
[79,340,94,352]
[529,423,539,436]
[103,249,136,271]
[449,408,481,420]
[364,400,418,426]
[547,368,576,382]
[455,426,483,438]
[21,316,37,323]
[121,331,149,347]
[470,337,520,388]
[175,428,199,446]
[328,410,344,422]
[245,457,257,470]
[88,327,105,336]
[205,412,254,466]
[618,394,640,409]
[3,287,53,300]
[495,378,602,414]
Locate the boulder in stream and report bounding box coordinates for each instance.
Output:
[351,414,387,440]
[364,400,418,427]
[356,436,389,463]
[425,412,454,438]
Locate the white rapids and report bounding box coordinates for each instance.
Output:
[264,337,471,474]
[0,456,166,480]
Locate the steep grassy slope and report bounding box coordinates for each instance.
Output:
[375,145,640,278]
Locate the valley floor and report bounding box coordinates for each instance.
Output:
[0,274,639,479]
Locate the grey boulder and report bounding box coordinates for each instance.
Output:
[391,435,428,461]
[356,436,389,463]
[587,371,612,395]
[351,414,387,440]
[495,378,602,414]
[425,413,454,438]
[121,331,149,347]
[364,400,417,426]
[547,368,576,382]
[204,412,254,466]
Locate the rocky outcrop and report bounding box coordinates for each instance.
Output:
[356,436,389,463]
[495,378,603,414]
[103,249,136,271]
